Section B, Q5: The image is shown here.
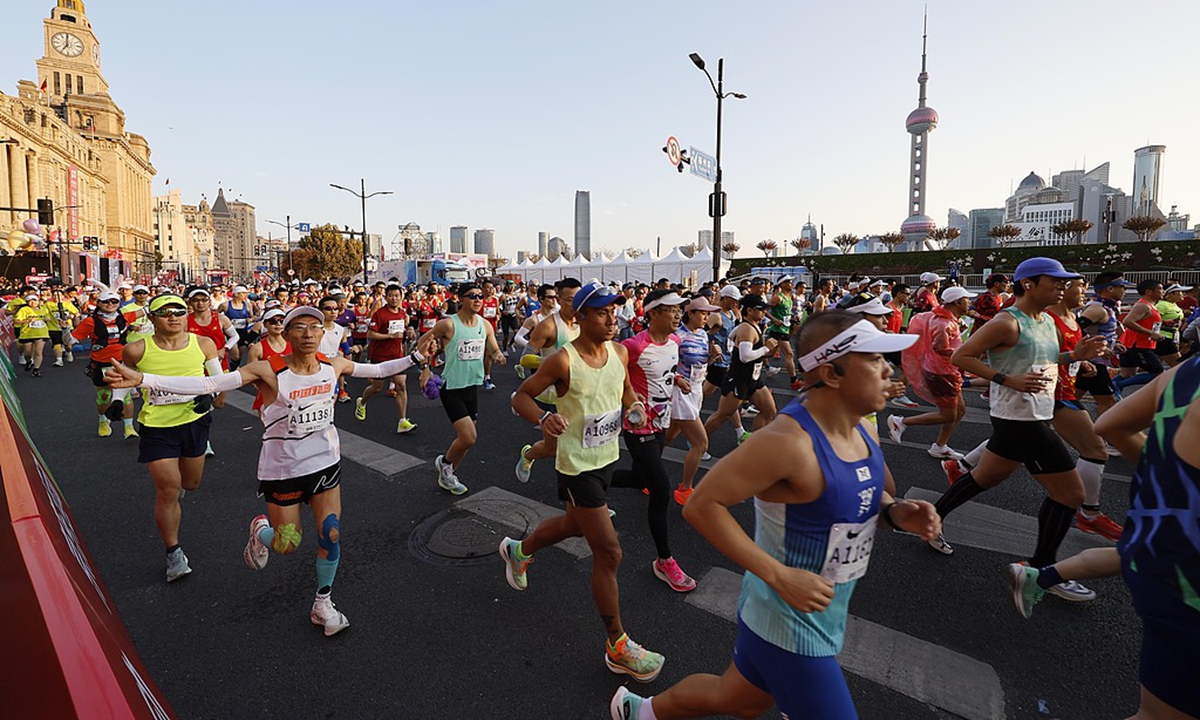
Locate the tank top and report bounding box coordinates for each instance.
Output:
[253,337,292,411]
[1121,356,1200,629]
[258,355,340,481]
[1049,311,1082,402]
[121,301,153,341]
[137,334,208,428]
[677,324,710,386]
[738,401,884,657]
[1155,300,1183,341]
[730,322,765,386]
[480,297,500,326]
[188,312,227,369]
[768,294,793,334]
[553,313,581,350]
[621,330,680,434]
[555,342,625,476]
[987,307,1058,421]
[225,300,252,330]
[712,310,736,367]
[442,313,487,390]
[1083,299,1119,367]
[1119,299,1162,350]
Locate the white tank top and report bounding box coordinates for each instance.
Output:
[258,357,340,481]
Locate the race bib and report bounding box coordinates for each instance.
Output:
[288,397,334,435]
[751,361,762,381]
[231,318,248,329]
[421,319,437,331]
[1068,361,1080,378]
[146,387,191,406]
[387,319,405,335]
[457,338,484,361]
[820,519,877,584]
[134,321,153,334]
[690,363,707,383]
[582,408,621,449]
[1152,322,1162,335]
[28,320,46,329]
[482,306,497,318]
[355,319,370,334]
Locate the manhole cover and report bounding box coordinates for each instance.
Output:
[409,508,528,567]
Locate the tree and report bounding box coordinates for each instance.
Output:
[524,253,542,263]
[296,224,363,279]
[625,247,644,259]
[279,247,317,279]
[987,224,1022,248]
[790,237,812,255]
[720,242,740,257]
[680,242,700,257]
[925,226,962,251]
[832,233,859,254]
[1050,218,1095,245]
[756,239,778,257]
[1123,215,1167,243]
[602,249,618,260]
[878,232,905,253]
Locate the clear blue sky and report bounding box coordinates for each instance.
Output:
[3,1,1196,259]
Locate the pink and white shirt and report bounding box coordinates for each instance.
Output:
[621,330,680,434]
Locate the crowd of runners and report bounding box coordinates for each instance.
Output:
[6,260,1197,719]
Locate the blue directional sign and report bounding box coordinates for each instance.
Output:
[297,223,311,232]
[688,146,717,182]
[255,265,271,272]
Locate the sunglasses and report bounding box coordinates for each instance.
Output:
[264,318,284,325]
[153,309,188,318]
[321,306,339,312]
[99,299,120,304]
[543,295,558,300]
[462,293,483,300]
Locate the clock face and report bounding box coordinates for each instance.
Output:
[51,32,84,57]
[92,43,100,65]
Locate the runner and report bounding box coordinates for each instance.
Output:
[105,306,437,636]
[504,280,665,682]
[702,285,748,443]
[354,284,417,434]
[316,296,353,403]
[766,276,800,389]
[347,292,373,361]
[664,295,720,506]
[911,271,942,314]
[1153,282,1188,368]
[499,282,521,353]
[72,290,137,438]
[479,279,500,390]
[14,293,51,377]
[610,310,936,720]
[120,284,154,347]
[512,284,557,378]
[245,308,291,412]
[44,286,79,367]
[811,278,833,314]
[971,273,1009,329]
[186,287,238,369]
[1076,271,1133,418]
[703,293,778,445]
[423,282,506,495]
[121,294,222,582]
[222,284,256,370]
[1116,279,1166,390]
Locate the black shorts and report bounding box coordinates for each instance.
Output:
[1074,365,1116,396]
[137,414,212,464]
[1054,399,1085,413]
[556,463,614,509]
[1120,347,1165,374]
[986,417,1075,475]
[440,385,479,423]
[722,371,765,401]
[258,463,341,506]
[18,337,46,344]
[767,329,791,342]
[236,328,257,346]
[88,360,112,387]
[706,364,727,388]
[1154,338,1179,357]
[49,330,63,346]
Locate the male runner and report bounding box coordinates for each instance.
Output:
[766,276,800,389]
[1116,279,1166,390]
[702,285,747,443]
[1076,271,1132,418]
[479,279,500,390]
[1153,282,1188,368]
[504,281,664,682]
[106,306,437,636]
[611,310,937,720]
[122,294,222,582]
[703,294,778,443]
[44,286,79,366]
[355,284,417,433]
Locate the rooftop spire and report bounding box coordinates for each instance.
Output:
[917,6,929,107]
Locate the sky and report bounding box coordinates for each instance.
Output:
[3,1,1197,261]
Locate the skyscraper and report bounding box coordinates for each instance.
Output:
[1132,145,1166,215]
[900,10,939,245]
[450,225,468,254]
[538,231,549,258]
[574,191,591,259]
[474,228,495,258]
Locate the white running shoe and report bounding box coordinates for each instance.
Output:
[887,415,906,444]
[1046,580,1097,602]
[244,515,270,570]
[700,452,712,462]
[435,455,468,495]
[927,444,963,460]
[166,548,192,582]
[927,533,954,555]
[890,395,920,409]
[310,592,350,636]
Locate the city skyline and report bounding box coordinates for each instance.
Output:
[3,1,1196,263]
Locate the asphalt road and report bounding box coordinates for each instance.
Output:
[16,356,1142,719]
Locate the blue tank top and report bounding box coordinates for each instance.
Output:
[712,310,735,368]
[225,301,252,329]
[1121,356,1200,626]
[526,298,541,318]
[1084,299,1119,367]
[738,400,885,657]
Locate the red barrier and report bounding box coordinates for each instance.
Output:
[0,363,175,717]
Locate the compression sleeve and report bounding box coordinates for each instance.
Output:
[738,340,771,362]
[141,371,245,395]
[204,358,224,378]
[350,351,424,378]
[223,323,239,350]
[513,324,531,350]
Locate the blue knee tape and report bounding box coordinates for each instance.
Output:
[317,513,340,562]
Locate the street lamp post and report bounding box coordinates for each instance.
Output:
[266,215,302,277]
[689,53,746,283]
[330,179,392,283]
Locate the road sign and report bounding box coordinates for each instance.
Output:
[255,266,270,272]
[287,269,296,277]
[296,223,311,233]
[664,136,681,167]
[688,146,717,182]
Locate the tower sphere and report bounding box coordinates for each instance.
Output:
[906,106,939,134]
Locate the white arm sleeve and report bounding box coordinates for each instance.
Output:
[223,323,239,350]
[738,340,771,362]
[141,371,246,395]
[204,358,224,378]
[350,351,424,379]
[513,325,531,350]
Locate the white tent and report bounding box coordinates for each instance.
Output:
[625,250,656,285]
[652,247,689,285]
[687,247,716,285]
[527,256,551,285]
[586,254,609,284]
[543,255,571,283]
[602,251,632,284]
[564,254,591,283]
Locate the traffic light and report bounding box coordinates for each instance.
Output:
[37,198,54,226]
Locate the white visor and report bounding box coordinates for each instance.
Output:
[643,292,686,311]
[799,320,917,372]
[847,297,894,316]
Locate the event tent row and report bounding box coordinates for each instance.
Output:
[495,247,715,286]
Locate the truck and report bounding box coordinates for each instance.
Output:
[371,258,474,286]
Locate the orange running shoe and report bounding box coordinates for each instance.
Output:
[674,485,693,506]
[1075,512,1123,542]
[943,458,965,485]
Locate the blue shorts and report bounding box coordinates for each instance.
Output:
[1123,558,1200,716]
[733,616,857,719]
[137,414,212,464]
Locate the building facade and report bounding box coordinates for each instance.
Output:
[181,199,214,280]
[1132,145,1165,216]
[449,225,467,254]
[574,190,591,260]
[947,208,969,248]
[210,188,256,278]
[473,228,495,258]
[152,189,201,283]
[968,208,1004,248]
[537,231,548,258]
[547,236,570,261]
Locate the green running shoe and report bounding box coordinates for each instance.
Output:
[1007,563,1045,619]
[499,537,531,591]
[354,397,366,421]
[515,444,534,483]
[605,634,664,683]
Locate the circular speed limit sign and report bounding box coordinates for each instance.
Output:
[665,136,681,167]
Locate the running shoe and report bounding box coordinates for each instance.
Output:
[498,536,531,591]
[435,455,468,495]
[887,415,906,443]
[53,359,63,367]
[354,397,367,421]
[741,404,759,417]
[484,378,496,391]
[890,395,920,409]
[98,419,112,438]
[396,419,417,434]
[104,399,125,422]
[30,368,40,377]
[337,389,351,403]
[943,458,966,485]
[610,687,648,720]
[737,430,752,445]
[652,557,697,592]
[765,365,781,376]
[1075,512,1124,542]
[700,452,712,461]
[1046,580,1096,602]
[605,634,665,683]
[927,533,954,555]
[165,547,192,582]
[927,443,962,460]
[244,515,270,570]
[310,592,350,636]
[386,387,398,398]
[1006,563,1045,619]
[515,444,534,483]
[515,364,527,380]
[124,423,139,440]
[790,377,805,391]
[674,485,693,506]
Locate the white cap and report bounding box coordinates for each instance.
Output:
[262,308,286,322]
[777,275,795,285]
[1166,284,1193,294]
[869,278,886,287]
[187,287,210,298]
[232,284,249,294]
[847,297,894,316]
[941,286,977,303]
[919,272,944,284]
[283,305,323,327]
[799,320,918,372]
[718,285,742,300]
[97,290,119,302]
[132,284,150,294]
[644,292,687,311]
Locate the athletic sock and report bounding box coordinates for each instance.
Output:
[1031,498,1077,568]
[639,698,658,720]
[962,440,988,470]
[513,541,531,562]
[257,524,275,547]
[316,557,338,594]
[1077,457,1105,512]
[98,413,108,424]
[1035,565,1065,590]
[165,544,181,556]
[124,418,134,428]
[935,472,986,519]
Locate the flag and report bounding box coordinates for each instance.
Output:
[165,178,170,186]
[39,79,46,92]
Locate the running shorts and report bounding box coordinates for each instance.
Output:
[1154,338,1179,357]
[767,329,791,343]
[705,364,727,388]
[88,360,113,387]
[1053,399,1085,413]
[556,463,614,509]
[1074,365,1116,396]
[733,616,857,719]
[722,372,766,402]
[48,330,63,346]
[258,463,341,506]
[671,378,704,421]
[137,414,212,464]
[440,386,479,423]
[986,417,1075,475]
[1122,556,1200,717]
[1120,347,1165,374]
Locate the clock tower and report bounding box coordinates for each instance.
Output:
[35,0,125,136]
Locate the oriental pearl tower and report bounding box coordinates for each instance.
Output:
[900,10,939,245]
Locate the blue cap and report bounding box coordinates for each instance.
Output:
[1094,277,1134,289]
[572,281,627,312]
[1012,257,1082,282]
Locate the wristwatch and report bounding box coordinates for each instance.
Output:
[992,372,1008,387]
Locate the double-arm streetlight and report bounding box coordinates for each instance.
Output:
[266,216,303,275]
[689,53,746,283]
[330,179,392,282]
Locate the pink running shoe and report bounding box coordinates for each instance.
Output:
[652,557,697,593]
